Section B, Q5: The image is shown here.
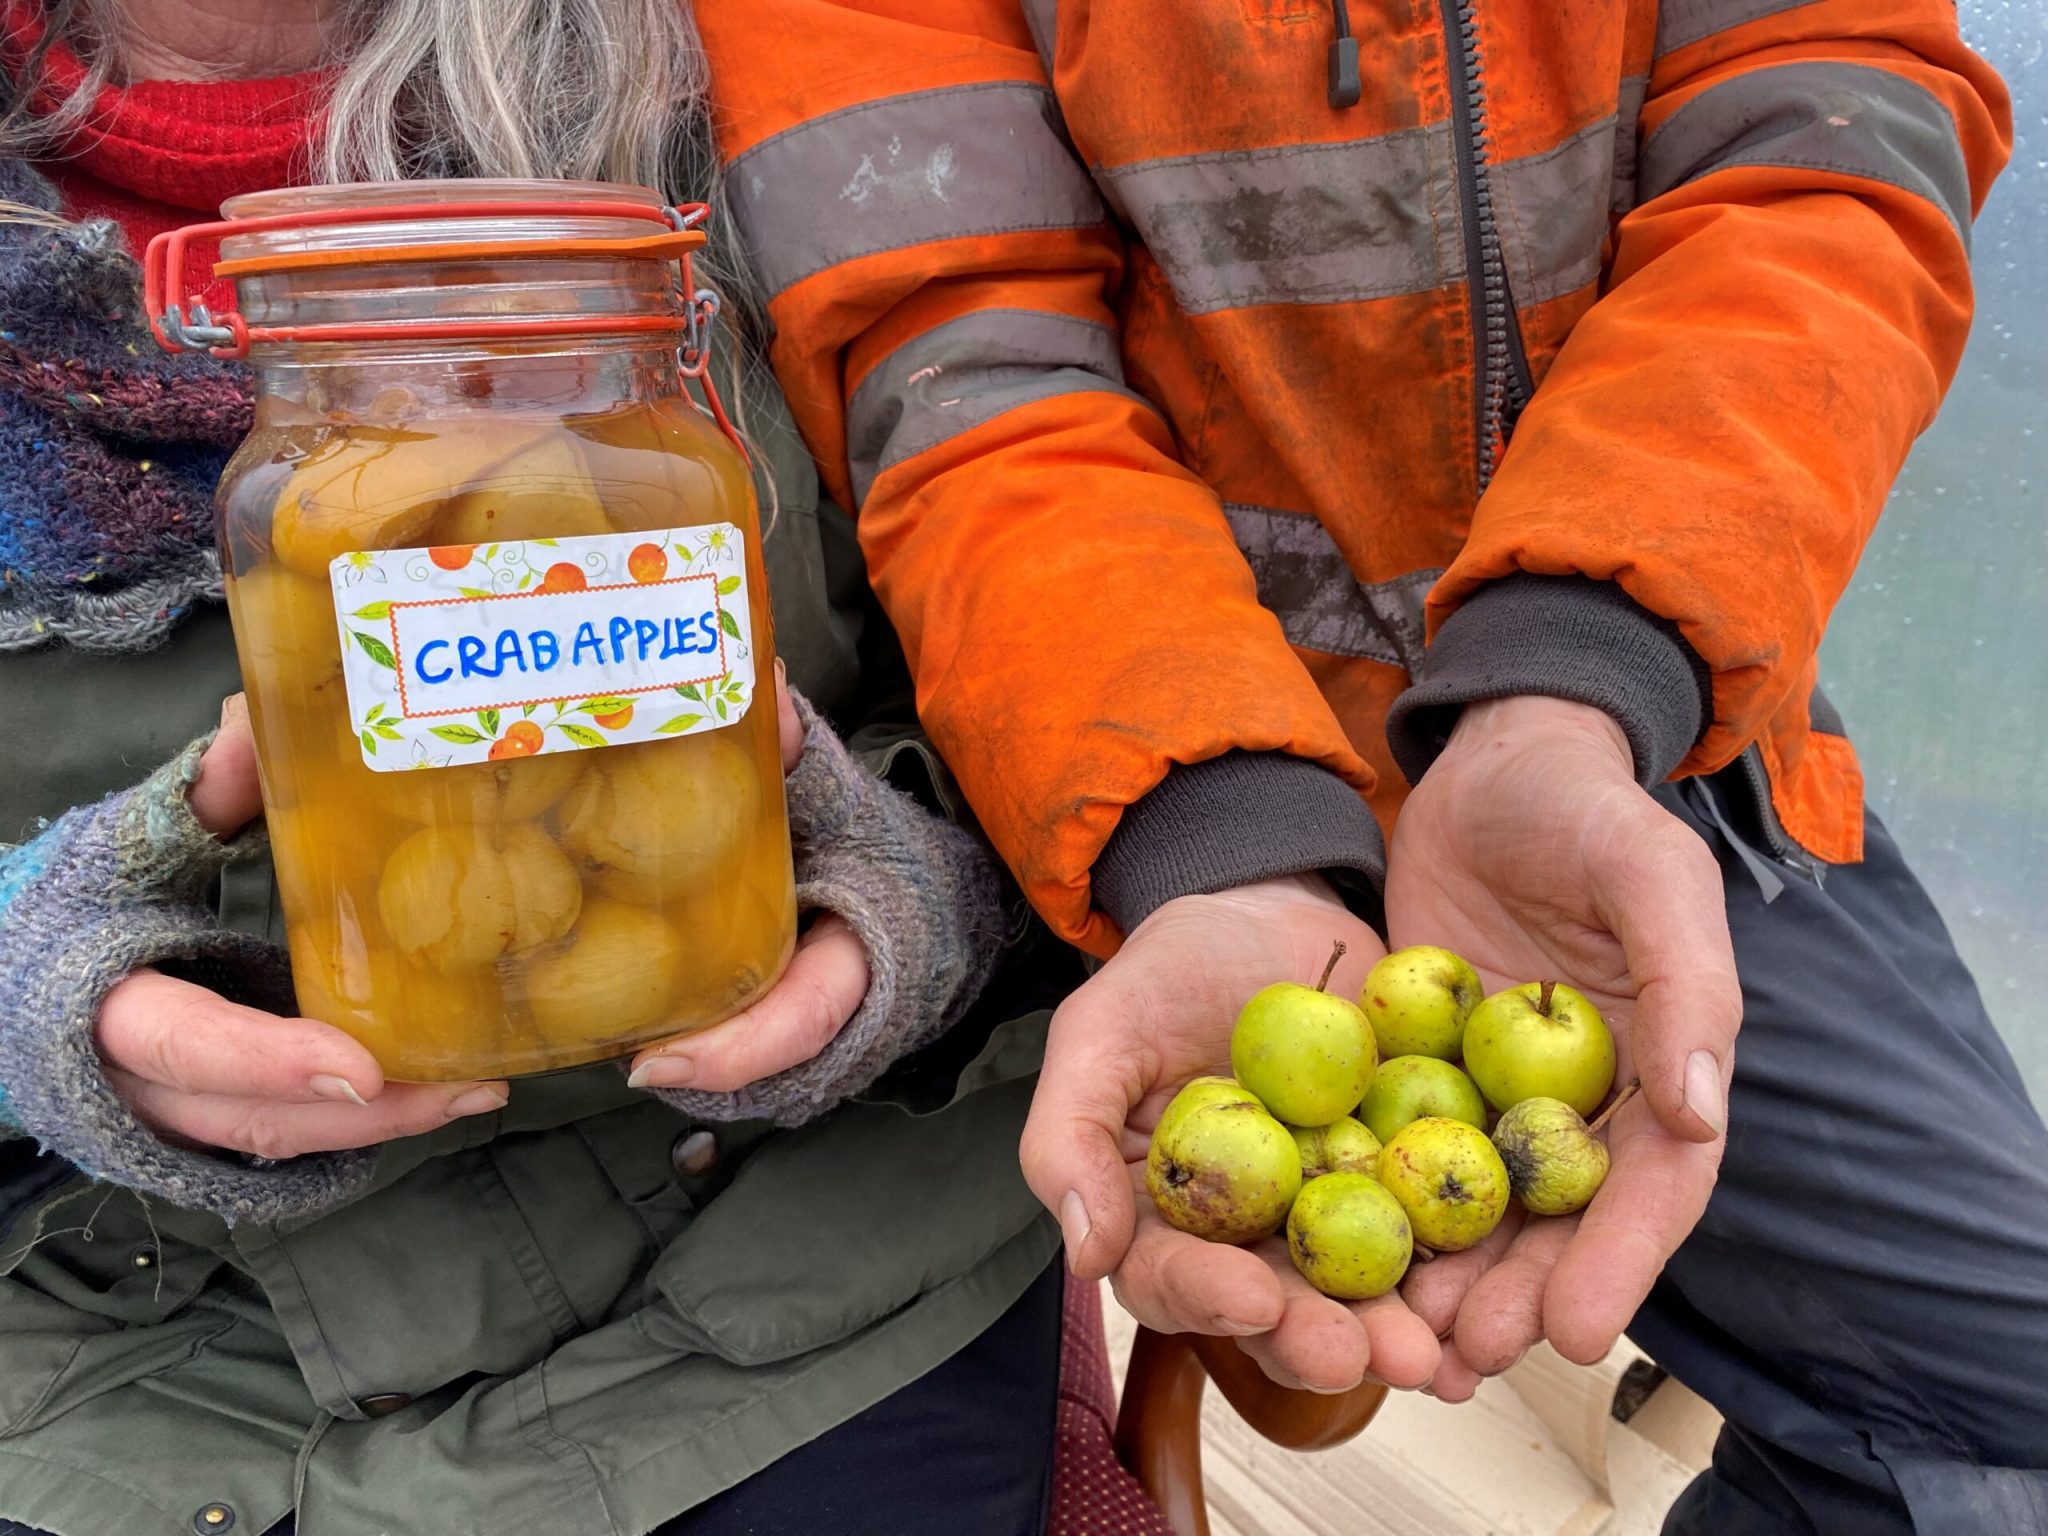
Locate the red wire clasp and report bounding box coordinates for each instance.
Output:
[143,197,746,460]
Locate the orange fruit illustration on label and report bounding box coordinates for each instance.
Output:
[593,702,634,730]
[429,544,476,570]
[627,543,668,583]
[540,562,588,593]
[488,721,545,760]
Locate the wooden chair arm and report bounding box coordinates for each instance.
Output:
[1188,1331,1389,1449]
[1114,1325,1389,1536]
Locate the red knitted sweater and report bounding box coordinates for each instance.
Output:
[4,0,323,307]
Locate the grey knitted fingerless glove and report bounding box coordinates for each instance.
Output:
[0,735,377,1223]
[648,694,1007,1128]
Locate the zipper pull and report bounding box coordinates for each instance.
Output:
[1328,0,1362,108]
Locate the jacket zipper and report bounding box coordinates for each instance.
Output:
[1326,0,1362,107]
[1436,0,1534,490]
[1425,11,1814,878]
[1734,743,1817,875]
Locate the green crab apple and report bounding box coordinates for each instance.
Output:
[1377,1116,1511,1252]
[1146,1097,1302,1244]
[1289,1117,1383,1179]
[1153,1076,1259,1140]
[1361,944,1483,1060]
[1462,981,1616,1117]
[1492,1082,1638,1216]
[1230,942,1378,1127]
[1287,1172,1413,1300]
[1356,1054,1488,1144]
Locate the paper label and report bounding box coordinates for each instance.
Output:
[329,524,755,771]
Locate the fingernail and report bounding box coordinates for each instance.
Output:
[773,657,787,685]
[446,1085,508,1118]
[1684,1050,1726,1137]
[629,1055,693,1089]
[308,1074,368,1107]
[1058,1190,1091,1268]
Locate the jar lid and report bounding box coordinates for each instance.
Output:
[145,180,710,359]
[214,178,695,276]
[143,179,744,457]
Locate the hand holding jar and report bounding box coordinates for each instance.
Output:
[204,184,802,1082]
[92,677,875,1160]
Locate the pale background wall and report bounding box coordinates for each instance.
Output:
[1818,0,2047,1101]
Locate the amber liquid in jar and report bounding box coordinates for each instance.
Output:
[213,182,795,1081]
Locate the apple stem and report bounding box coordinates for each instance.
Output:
[1411,1242,1439,1264]
[1315,941,1347,994]
[1588,1079,1641,1136]
[1536,980,1557,1017]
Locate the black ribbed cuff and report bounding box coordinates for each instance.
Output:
[1092,753,1386,936]
[1386,574,1711,787]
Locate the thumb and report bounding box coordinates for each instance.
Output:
[188,694,266,839]
[773,660,803,776]
[1589,805,1741,1143]
[1019,981,1144,1280]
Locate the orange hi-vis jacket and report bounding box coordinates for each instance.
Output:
[699,1,2011,955]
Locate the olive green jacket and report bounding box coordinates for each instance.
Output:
[0,356,1071,1536]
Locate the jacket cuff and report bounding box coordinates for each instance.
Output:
[1385,575,1711,788]
[1092,753,1386,936]
[111,730,267,904]
[0,793,377,1225]
[648,691,1007,1128]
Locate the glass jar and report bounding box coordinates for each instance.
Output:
[185,180,795,1081]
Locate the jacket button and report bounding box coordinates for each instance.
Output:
[358,1393,414,1418]
[191,1505,236,1533]
[670,1129,718,1179]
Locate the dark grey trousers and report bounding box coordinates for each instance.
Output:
[1643,771,2048,1535]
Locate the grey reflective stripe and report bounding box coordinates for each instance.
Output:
[1095,125,1466,314]
[1638,60,1971,243]
[1222,503,1439,673]
[1021,0,1057,70]
[1657,0,1814,56]
[1098,120,1622,316]
[846,308,1150,506]
[1493,114,1615,307]
[1613,73,1650,211]
[727,82,1105,300]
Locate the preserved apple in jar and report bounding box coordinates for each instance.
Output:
[190,181,797,1080]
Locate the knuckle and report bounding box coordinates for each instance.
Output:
[1658,824,1723,888]
[685,1058,754,1094]
[1115,1227,1171,1295]
[790,966,851,1040]
[1016,1120,1063,1192]
[135,1000,211,1085]
[236,1112,302,1163]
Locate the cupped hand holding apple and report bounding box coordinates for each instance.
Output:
[1384,694,1741,1401]
[1019,878,1447,1396]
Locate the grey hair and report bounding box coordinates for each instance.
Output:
[317,0,762,343]
[321,0,706,192]
[3,0,750,313]
[0,0,119,154]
